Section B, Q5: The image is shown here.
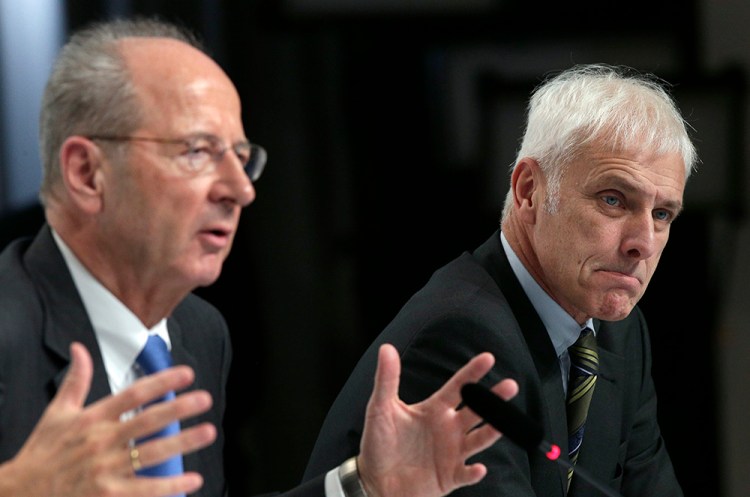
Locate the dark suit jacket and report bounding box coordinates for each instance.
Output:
[303,230,682,497]
[0,225,327,497]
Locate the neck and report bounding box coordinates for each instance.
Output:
[55,234,184,328]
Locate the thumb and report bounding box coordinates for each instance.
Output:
[369,344,401,407]
[51,342,94,410]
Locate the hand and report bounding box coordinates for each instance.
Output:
[0,342,216,497]
[357,343,518,497]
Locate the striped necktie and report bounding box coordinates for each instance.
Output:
[566,327,598,492]
[135,334,185,496]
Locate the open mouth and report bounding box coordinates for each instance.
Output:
[198,227,232,248]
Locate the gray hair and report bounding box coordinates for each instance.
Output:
[501,64,698,221]
[38,17,203,205]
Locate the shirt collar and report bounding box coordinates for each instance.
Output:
[52,229,170,392]
[500,231,594,358]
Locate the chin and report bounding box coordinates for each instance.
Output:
[189,265,224,288]
[594,294,637,321]
[192,253,228,283]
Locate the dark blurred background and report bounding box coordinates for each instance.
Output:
[1,1,749,496]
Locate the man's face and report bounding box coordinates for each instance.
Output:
[529,147,686,323]
[99,38,255,293]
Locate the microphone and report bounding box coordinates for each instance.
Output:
[460,382,622,497]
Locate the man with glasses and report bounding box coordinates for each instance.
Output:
[0,17,518,497]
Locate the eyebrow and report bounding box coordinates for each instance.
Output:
[604,175,684,214]
[188,133,251,146]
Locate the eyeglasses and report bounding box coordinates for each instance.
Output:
[87,134,267,182]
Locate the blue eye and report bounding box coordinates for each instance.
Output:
[602,195,620,206]
[653,210,671,222]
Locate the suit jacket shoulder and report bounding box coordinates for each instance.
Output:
[0,226,232,497]
[303,230,682,497]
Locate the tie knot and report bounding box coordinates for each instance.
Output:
[136,335,173,375]
[569,327,599,376]
[577,326,595,344]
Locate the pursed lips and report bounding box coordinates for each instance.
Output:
[595,266,644,287]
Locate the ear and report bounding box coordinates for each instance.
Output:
[59,136,106,214]
[510,157,545,224]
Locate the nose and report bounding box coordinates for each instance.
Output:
[620,211,659,260]
[211,152,256,208]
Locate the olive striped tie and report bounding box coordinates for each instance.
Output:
[566,327,598,492]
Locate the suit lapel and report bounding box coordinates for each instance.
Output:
[474,231,569,494]
[23,227,209,405]
[167,315,199,372]
[475,232,628,495]
[24,225,112,402]
[574,322,624,492]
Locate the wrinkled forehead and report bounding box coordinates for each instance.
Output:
[565,144,688,198]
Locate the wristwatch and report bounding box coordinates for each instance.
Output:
[338,456,369,497]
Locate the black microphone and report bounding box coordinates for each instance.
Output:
[460,382,622,497]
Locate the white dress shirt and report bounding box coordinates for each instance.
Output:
[52,229,170,395]
[53,230,346,495]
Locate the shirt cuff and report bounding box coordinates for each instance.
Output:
[324,466,345,497]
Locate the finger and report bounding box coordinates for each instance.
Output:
[50,342,94,410]
[134,422,217,468]
[456,377,519,432]
[453,463,489,489]
[463,421,503,455]
[455,400,486,430]
[460,377,520,447]
[120,390,213,442]
[125,472,204,497]
[368,344,401,407]
[431,352,495,408]
[491,378,519,401]
[88,366,197,420]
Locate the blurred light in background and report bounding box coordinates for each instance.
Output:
[0,0,65,211]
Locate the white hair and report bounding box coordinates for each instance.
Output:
[501,64,698,220]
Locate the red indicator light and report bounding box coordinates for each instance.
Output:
[546,444,561,461]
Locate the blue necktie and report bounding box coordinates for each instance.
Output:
[135,334,185,494]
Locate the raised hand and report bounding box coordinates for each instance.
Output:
[0,342,216,497]
[358,343,518,497]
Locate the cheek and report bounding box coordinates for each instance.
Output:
[136,192,199,253]
[535,232,577,283]
[541,211,590,255]
[640,249,664,283]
